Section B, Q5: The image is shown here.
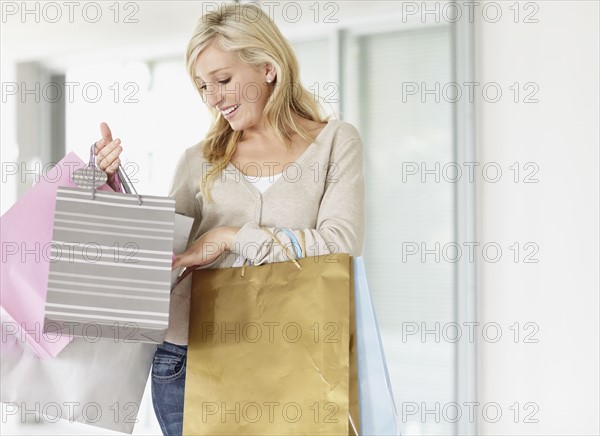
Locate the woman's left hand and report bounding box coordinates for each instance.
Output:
[172,226,239,269]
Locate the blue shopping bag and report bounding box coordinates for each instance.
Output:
[354,257,400,435]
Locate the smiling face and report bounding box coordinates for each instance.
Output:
[194,40,275,131]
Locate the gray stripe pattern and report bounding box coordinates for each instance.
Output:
[45,187,176,343]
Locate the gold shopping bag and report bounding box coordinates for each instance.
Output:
[184,230,359,435]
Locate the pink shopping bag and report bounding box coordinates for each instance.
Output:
[0,152,113,358]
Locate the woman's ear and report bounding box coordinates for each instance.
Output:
[264,63,277,83]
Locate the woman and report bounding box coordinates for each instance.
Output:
[94,3,365,435]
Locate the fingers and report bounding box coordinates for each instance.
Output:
[172,230,226,270]
[100,122,113,144]
[172,255,182,269]
[94,123,122,174]
[96,139,122,174]
[173,253,195,269]
[95,122,113,155]
[172,245,215,269]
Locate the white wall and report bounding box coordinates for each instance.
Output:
[475,1,599,435]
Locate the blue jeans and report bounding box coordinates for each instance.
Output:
[151,341,187,436]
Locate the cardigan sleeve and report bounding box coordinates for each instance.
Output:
[169,148,203,251]
[230,126,365,264]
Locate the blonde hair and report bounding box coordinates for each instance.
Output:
[185,2,330,202]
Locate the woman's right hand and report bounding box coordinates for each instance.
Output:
[94,122,123,189]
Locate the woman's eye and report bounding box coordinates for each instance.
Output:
[198,78,229,90]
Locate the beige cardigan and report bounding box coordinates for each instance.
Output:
[165,118,365,345]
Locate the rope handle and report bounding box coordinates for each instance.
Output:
[300,231,306,258]
[277,228,304,258]
[89,142,142,205]
[241,227,302,276]
[262,228,301,268]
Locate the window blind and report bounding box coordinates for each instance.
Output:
[355,25,457,436]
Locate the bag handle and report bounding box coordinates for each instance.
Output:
[89,143,142,205]
[175,226,306,281]
[241,227,302,276]
[277,228,304,258]
[300,231,306,258]
[262,228,301,268]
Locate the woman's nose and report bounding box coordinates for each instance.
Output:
[206,88,223,108]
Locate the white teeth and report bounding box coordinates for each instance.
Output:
[222,104,239,115]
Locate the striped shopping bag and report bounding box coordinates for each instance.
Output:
[44,178,176,344]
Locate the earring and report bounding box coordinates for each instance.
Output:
[266,77,272,84]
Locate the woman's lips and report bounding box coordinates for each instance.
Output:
[222,104,240,118]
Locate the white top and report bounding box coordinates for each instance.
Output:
[242,172,283,194]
